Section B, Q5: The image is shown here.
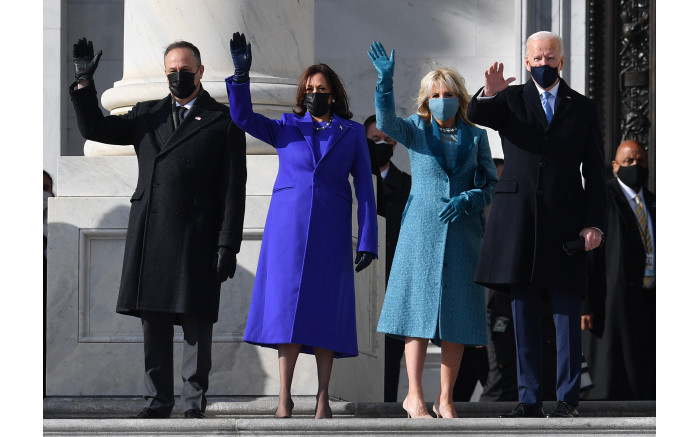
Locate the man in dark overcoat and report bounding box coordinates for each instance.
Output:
[363,115,411,403]
[69,38,247,418]
[467,31,606,418]
[581,140,655,400]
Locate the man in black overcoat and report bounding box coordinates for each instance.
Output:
[581,140,655,400]
[364,115,412,402]
[69,38,247,418]
[467,31,606,418]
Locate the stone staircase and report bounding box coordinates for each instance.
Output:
[44,397,656,436]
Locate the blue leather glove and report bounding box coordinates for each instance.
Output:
[354,251,375,273]
[216,247,237,283]
[229,31,252,83]
[367,41,395,93]
[439,195,471,223]
[73,37,102,82]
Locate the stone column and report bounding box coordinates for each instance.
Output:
[47,0,385,401]
[86,0,313,156]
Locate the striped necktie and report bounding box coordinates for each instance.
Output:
[634,195,654,287]
[540,91,553,124]
[176,106,187,128]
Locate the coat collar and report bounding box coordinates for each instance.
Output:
[423,116,474,176]
[295,111,352,165]
[608,178,650,256]
[523,78,574,130]
[154,88,223,154]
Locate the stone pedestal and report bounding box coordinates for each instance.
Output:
[46,0,386,402]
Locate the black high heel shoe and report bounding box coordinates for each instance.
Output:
[274,398,294,418]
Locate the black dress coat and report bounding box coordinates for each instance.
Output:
[467,79,606,297]
[582,178,656,400]
[376,162,412,284]
[69,83,247,323]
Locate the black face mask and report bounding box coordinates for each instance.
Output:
[366,139,394,173]
[304,93,331,117]
[530,64,559,89]
[616,164,649,190]
[167,71,197,99]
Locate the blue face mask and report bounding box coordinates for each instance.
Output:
[530,64,560,89]
[428,97,460,122]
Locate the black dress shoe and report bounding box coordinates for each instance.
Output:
[132,407,169,419]
[546,401,579,418]
[184,409,206,419]
[499,403,545,418]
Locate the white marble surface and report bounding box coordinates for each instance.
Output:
[43,0,65,179]
[315,0,519,165]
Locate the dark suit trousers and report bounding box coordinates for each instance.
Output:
[453,346,488,401]
[141,311,213,415]
[510,284,581,407]
[384,335,405,402]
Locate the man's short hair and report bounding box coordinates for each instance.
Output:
[164,41,201,67]
[363,114,377,136]
[525,31,565,57]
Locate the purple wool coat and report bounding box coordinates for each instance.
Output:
[226,78,378,358]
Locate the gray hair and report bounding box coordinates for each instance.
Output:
[525,31,564,57]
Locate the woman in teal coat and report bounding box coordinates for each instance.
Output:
[369,42,498,419]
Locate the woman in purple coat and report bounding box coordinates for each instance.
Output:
[226,32,378,419]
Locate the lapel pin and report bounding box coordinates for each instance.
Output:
[339,125,343,130]
[195,116,201,120]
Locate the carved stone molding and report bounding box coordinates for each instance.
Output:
[586,0,655,190]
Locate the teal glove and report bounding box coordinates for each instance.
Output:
[367,41,395,93]
[439,195,471,223]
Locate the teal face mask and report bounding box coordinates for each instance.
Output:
[428,97,460,122]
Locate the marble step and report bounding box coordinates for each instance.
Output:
[44,416,656,436]
[43,396,656,419]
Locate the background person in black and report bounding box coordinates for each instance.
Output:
[69,38,247,419]
[582,139,655,401]
[364,115,411,403]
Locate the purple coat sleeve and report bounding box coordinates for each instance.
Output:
[350,128,379,257]
[225,76,283,146]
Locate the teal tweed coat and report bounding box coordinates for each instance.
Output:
[375,89,497,346]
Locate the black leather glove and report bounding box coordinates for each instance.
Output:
[73,37,103,82]
[354,251,374,273]
[229,31,252,83]
[216,247,237,283]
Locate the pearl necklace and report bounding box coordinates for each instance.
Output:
[314,115,334,131]
[438,125,457,133]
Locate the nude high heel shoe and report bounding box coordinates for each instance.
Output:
[433,402,442,418]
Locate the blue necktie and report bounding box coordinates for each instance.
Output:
[540,91,553,124]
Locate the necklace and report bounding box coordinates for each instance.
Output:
[314,115,334,131]
[438,125,457,133]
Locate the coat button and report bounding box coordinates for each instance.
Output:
[543,135,550,141]
[152,183,159,188]
[539,161,547,168]
[537,190,544,197]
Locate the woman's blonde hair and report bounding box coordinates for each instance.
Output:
[416,67,473,126]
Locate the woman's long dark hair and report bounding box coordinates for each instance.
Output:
[293,64,353,119]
